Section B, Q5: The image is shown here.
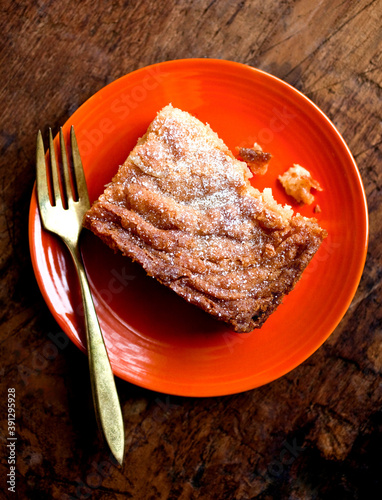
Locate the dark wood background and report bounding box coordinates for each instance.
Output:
[1,0,381,498]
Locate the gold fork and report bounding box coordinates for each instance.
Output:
[36,126,124,465]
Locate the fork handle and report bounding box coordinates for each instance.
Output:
[69,243,125,465]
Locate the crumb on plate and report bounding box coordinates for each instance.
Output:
[237,143,272,175]
[279,164,323,205]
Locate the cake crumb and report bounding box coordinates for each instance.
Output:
[279,164,323,205]
[314,204,322,213]
[237,143,272,175]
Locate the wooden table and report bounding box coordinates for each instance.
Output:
[1,1,381,498]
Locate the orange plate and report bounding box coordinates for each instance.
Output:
[29,59,368,397]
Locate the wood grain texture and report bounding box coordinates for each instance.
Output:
[1,0,381,498]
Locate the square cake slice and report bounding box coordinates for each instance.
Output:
[83,104,327,332]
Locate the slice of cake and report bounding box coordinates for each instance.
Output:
[83,105,327,332]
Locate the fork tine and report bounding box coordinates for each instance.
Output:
[49,128,61,207]
[36,130,49,211]
[70,126,90,208]
[60,127,73,206]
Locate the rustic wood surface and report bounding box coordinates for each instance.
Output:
[1,0,381,498]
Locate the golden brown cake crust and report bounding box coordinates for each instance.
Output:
[84,105,327,332]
